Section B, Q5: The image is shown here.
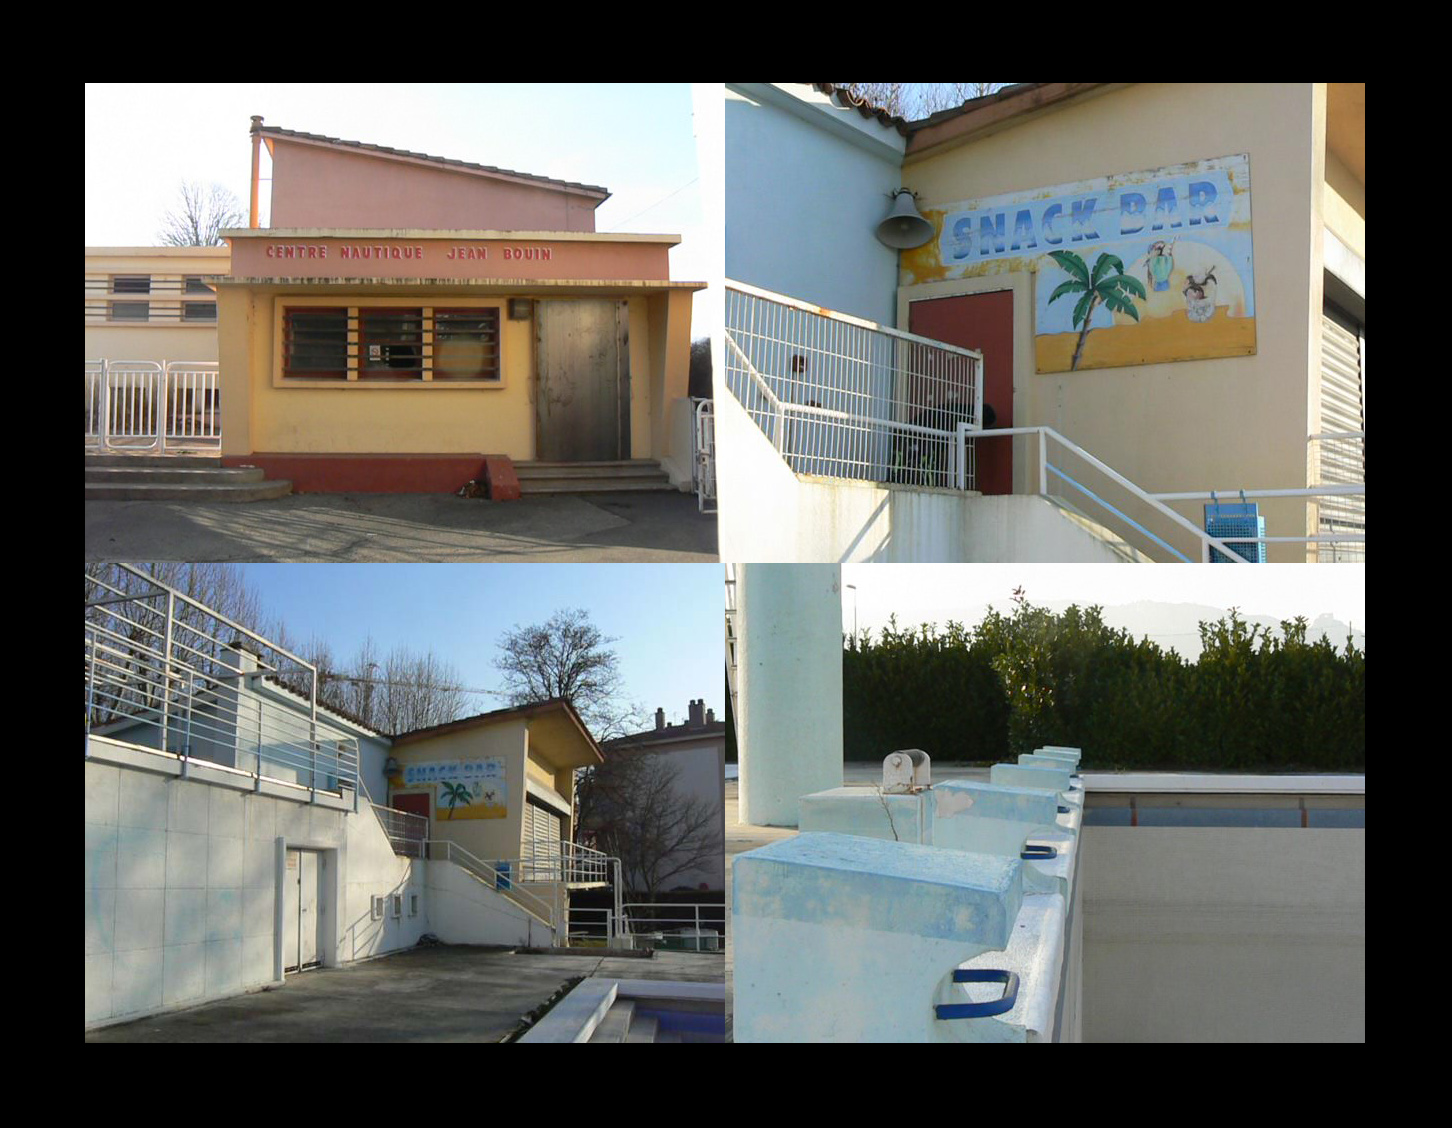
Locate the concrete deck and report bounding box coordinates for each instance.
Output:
[85,489,717,563]
[86,944,724,1043]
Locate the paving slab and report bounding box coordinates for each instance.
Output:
[85,490,717,563]
[86,944,723,1043]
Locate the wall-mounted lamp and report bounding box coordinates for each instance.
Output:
[875,188,935,249]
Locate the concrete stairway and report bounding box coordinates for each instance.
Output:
[512,460,676,495]
[586,999,666,1043]
[85,455,292,502]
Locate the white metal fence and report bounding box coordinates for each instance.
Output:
[694,397,716,513]
[373,803,429,858]
[725,281,984,488]
[85,359,222,453]
[84,564,360,803]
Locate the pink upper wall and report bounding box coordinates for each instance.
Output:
[268,140,602,232]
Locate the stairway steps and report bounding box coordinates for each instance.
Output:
[513,460,676,495]
[624,1013,659,1043]
[587,1000,635,1043]
[85,456,291,502]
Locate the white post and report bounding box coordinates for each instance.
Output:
[737,564,844,827]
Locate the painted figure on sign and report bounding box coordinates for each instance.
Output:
[1182,266,1218,323]
[1146,240,1176,291]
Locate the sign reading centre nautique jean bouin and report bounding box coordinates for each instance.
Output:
[403,757,507,820]
[908,154,1256,374]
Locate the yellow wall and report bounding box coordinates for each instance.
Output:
[389,721,529,863]
[219,286,695,461]
[900,83,1324,560]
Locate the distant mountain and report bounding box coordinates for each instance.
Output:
[1041,600,1365,662]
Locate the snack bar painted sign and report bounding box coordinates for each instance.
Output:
[403,756,507,820]
[906,154,1256,373]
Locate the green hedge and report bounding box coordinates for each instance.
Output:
[843,599,1364,771]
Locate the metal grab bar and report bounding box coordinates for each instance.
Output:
[935,969,1021,1020]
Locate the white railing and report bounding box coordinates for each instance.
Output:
[425,839,559,939]
[84,564,359,804]
[85,359,222,453]
[725,281,985,488]
[373,803,429,858]
[694,397,717,513]
[953,426,1256,564]
[619,902,726,949]
[517,839,616,888]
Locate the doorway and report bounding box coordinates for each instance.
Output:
[535,300,630,461]
[909,291,1014,495]
[283,848,325,973]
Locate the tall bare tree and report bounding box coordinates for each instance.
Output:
[158,181,246,247]
[576,750,722,898]
[494,608,643,740]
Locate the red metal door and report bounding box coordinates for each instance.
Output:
[392,792,431,851]
[909,291,1014,495]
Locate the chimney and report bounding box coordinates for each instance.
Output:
[688,699,705,727]
[655,707,666,730]
[707,708,715,724]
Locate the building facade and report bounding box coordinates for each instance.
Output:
[723,83,1365,563]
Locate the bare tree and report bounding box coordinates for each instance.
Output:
[576,750,722,898]
[495,608,643,740]
[158,181,246,247]
[840,83,1013,121]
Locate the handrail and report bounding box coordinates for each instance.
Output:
[956,425,1252,564]
[425,839,558,937]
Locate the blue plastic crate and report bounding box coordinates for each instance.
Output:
[1204,500,1266,563]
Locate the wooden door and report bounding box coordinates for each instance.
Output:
[909,291,1014,495]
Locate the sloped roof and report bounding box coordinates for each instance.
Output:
[253,119,611,203]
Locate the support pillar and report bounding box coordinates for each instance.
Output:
[737,564,843,827]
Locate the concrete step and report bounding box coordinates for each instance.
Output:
[85,455,292,502]
[87,465,268,486]
[85,479,294,503]
[513,460,676,494]
[624,1013,659,1043]
[587,1000,635,1043]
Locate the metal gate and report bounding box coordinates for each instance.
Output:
[85,359,222,453]
[534,301,629,461]
[694,397,716,512]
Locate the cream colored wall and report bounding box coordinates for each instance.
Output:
[389,721,528,864]
[901,83,1323,560]
[644,289,695,466]
[1323,150,1365,262]
[221,287,535,458]
[85,325,219,365]
[86,249,228,366]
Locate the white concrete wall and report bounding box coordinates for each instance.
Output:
[85,746,425,1029]
[1080,826,1365,1042]
[726,84,905,324]
[716,385,1136,562]
[425,861,548,948]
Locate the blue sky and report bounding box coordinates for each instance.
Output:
[237,563,724,730]
[84,82,719,338]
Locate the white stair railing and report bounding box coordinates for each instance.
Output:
[425,839,558,940]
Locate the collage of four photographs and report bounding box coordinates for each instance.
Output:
[85,83,1364,1042]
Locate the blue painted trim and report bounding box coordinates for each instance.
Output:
[1047,462,1194,563]
[935,969,1020,1020]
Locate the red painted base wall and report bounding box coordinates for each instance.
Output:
[223,453,489,494]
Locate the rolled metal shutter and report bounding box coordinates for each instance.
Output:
[1317,309,1365,559]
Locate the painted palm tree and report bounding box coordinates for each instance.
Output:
[440,780,473,819]
[1047,250,1148,370]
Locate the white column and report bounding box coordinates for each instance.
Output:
[737,564,843,827]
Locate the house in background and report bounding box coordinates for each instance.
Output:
[722,83,1364,564]
[597,699,726,894]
